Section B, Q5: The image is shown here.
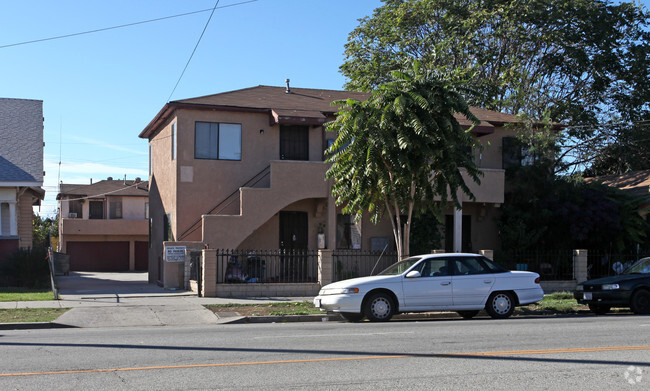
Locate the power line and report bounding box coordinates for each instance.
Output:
[0,1,257,50]
[167,0,221,102]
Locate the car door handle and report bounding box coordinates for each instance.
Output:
[484,280,493,284]
[440,281,451,286]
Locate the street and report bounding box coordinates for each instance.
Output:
[1,315,649,390]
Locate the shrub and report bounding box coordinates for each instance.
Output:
[0,247,50,289]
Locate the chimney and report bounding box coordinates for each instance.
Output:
[90,178,93,185]
[124,174,127,185]
[285,78,291,94]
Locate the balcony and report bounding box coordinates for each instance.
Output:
[60,218,149,236]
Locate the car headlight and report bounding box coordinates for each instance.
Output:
[576,284,583,291]
[602,284,620,290]
[323,287,359,295]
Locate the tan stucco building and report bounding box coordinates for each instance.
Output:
[139,85,521,287]
[57,179,149,271]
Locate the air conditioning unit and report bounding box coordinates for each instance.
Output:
[68,213,78,218]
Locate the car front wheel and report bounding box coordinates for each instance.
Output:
[588,304,611,315]
[630,289,650,315]
[364,293,395,322]
[485,292,515,319]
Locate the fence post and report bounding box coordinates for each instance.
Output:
[573,249,588,282]
[318,249,333,287]
[202,249,217,297]
[480,250,494,260]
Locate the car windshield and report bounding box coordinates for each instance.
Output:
[378,257,422,275]
[623,257,650,274]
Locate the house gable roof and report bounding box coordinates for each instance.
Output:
[0,98,44,185]
[57,179,149,200]
[139,85,524,140]
[585,170,650,199]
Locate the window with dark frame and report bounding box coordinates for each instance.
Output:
[68,199,83,218]
[109,200,123,219]
[89,201,104,219]
[336,214,361,249]
[195,122,241,160]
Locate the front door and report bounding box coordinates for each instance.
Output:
[280,125,309,160]
[279,211,308,282]
[279,211,308,250]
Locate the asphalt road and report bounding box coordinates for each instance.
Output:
[1,315,649,390]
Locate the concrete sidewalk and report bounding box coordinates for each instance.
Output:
[0,271,315,329]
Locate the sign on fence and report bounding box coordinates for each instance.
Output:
[166,246,186,262]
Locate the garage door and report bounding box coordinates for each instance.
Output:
[67,241,129,271]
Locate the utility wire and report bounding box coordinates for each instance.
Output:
[0,0,256,50]
[167,0,221,102]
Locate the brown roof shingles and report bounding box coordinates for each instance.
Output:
[139,85,526,139]
[57,180,148,200]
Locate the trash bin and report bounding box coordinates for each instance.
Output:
[53,252,70,276]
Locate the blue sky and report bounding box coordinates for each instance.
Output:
[0,0,383,217]
[1,0,647,218]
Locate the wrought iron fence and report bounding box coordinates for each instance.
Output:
[215,249,318,284]
[587,250,650,279]
[493,249,574,280]
[333,250,398,281]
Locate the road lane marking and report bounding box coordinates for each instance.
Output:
[0,356,410,377]
[254,331,415,339]
[443,345,650,356]
[2,345,649,378]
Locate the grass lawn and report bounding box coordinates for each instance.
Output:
[206,301,322,317]
[0,288,55,302]
[0,308,68,323]
[206,294,589,317]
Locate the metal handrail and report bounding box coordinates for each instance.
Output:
[178,165,271,240]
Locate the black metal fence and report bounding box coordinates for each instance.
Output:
[493,250,574,280]
[333,250,398,282]
[215,249,318,283]
[587,250,650,279]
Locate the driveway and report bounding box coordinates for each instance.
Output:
[55,271,189,300]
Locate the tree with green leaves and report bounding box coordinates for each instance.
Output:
[326,65,481,259]
[342,0,650,127]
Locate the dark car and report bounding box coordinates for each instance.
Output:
[574,257,650,315]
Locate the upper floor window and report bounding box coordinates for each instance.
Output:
[89,200,104,219]
[502,137,534,169]
[68,199,83,218]
[171,122,177,160]
[109,200,122,219]
[195,122,241,160]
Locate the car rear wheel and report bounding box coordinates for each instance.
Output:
[457,310,479,319]
[341,312,364,322]
[630,289,650,315]
[588,304,611,315]
[364,293,395,322]
[485,292,515,319]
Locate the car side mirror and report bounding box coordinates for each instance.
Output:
[406,270,421,278]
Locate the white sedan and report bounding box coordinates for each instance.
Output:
[314,253,544,322]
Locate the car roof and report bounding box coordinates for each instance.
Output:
[413,253,484,258]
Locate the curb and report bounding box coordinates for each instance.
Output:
[0,322,77,330]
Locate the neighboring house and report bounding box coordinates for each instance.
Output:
[57,178,149,271]
[139,84,524,287]
[0,98,45,264]
[586,170,650,218]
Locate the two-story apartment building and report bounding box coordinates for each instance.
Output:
[0,98,45,265]
[139,85,519,287]
[57,178,149,271]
